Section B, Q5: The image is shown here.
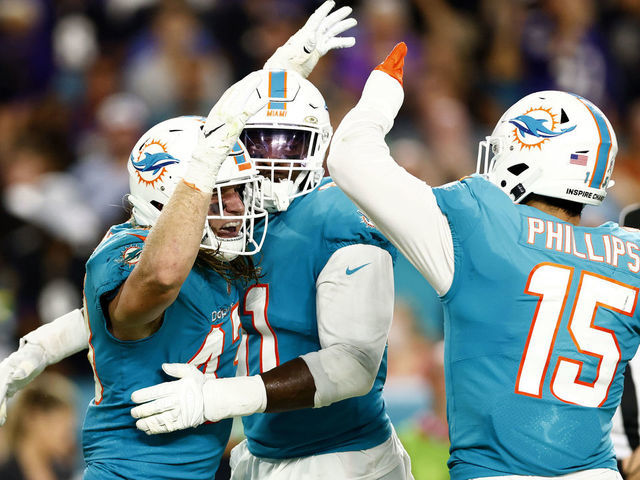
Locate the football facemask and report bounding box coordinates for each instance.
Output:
[127,116,267,261]
[241,69,332,212]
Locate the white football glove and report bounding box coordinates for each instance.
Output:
[131,363,267,435]
[264,0,357,78]
[0,342,47,425]
[0,308,87,426]
[184,71,268,193]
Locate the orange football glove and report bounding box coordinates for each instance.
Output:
[374,42,407,86]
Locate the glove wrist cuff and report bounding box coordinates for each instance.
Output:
[202,375,267,421]
[182,149,223,194]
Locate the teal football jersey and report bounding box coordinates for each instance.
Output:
[432,175,640,479]
[82,222,241,479]
[239,178,397,459]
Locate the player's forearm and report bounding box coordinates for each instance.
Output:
[112,181,210,324]
[301,344,379,408]
[328,72,454,295]
[260,357,316,411]
[258,343,379,412]
[22,308,89,363]
[135,181,210,290]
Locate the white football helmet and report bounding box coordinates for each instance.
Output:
[127,116,267,260]
[477,90,617,206]
[239,69,333,212]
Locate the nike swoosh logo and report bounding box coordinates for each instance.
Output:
[346,263,371,276]
[203,124,223,138]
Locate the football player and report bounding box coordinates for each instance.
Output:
[119,3,411,478]
[0,0,355,427]
[0,3,417,480]
[46,71,267,479]
[130,66,413,480]
[328,43,639,479]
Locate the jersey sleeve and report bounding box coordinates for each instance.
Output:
[431,176,486,243]
[303,243,394,407]
[326,100,456,295]
[316,183,397,266]
[85,229,148,302]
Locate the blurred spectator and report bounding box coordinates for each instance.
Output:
[604,0,640,109]
[2,133,101,250]
[412,0,479,180]
[384,303,448,480]
[0,0,54,101]
[476,0,528,126]
[608,98,640,207]
[0,133,88,350]
[1,1,640,476]
[52,13,99,104]
[73,92,149,228]
[520,0,613,107]
[399,339,449,480]
[124,0,232,123]
[0,372,78,480]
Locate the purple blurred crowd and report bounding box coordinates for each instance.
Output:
[1,2,640,475]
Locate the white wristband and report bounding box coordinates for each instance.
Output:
[202,375,267,421]
[182,147,223,194]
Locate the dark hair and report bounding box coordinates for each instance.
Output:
[128,216,262,286]
[524,193,585,218]
[195,249,262,286]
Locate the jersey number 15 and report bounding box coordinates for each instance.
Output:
[516,263,638,407]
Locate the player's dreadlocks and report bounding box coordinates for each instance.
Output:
[195,249,262,286]
[128,216,262,287]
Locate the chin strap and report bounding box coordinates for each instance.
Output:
[263,179,294,212]
[272,188,291,212]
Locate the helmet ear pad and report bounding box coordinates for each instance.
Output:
[241,69,333,212]
[127,117,268,259]
[477,90,617,206]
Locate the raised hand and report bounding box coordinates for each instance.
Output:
[264,0,357,78]
[184,72,268,193]
[0,342,48,425]
[347,42,407,133]
[374,42,407,85]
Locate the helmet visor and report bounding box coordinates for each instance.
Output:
[240,128,312,160]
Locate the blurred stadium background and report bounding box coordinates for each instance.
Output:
[0,0,639,478]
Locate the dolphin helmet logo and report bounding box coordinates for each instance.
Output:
[132,152,179,175]
[131,138,180,188]
[509,107,576,150]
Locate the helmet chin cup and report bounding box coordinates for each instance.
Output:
[262,178,294,212]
